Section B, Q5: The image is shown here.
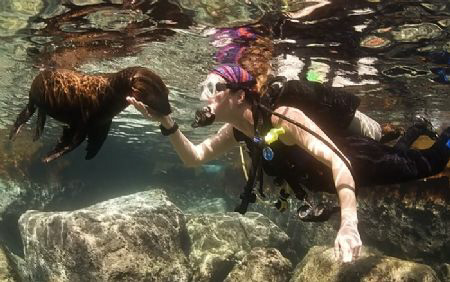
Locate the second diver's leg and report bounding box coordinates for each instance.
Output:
[394,116,438,152]
[414,127,450,178]
[347,110,382,141]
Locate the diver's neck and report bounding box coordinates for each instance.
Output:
[228,106,255,137]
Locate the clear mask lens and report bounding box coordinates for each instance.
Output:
[199,73,226,101]
[200,81,216,100]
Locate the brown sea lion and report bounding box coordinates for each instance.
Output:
[9,66,171,163]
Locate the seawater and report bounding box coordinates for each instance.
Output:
[0,0,449,280]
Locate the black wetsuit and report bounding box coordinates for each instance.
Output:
[234,125,450,198]
[235,79,450,199]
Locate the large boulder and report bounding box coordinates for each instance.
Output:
[18,189,192,282]
[0,245,19,282]
[291,246,440,282]
[436,263,450,282]
[187,212,289,282]
[250,176,450,264]
[224,247,292,282]
[357,177,450,262]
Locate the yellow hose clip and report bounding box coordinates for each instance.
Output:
[264,127,285,145]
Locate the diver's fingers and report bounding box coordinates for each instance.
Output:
[353,245,362,259]
[127,97,150,116]
[334,239,341,260]
[340,240,353,263]
[349,238,359,261]
[353,242,362,260]
[127,97,144,109]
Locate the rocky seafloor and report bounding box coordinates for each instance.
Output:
[1,179,449,282]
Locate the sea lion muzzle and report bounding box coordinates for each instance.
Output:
[191,106,215,128]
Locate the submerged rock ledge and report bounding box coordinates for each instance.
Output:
[357,177,450,262]
[16,187,449,282]
[19,189,192,282]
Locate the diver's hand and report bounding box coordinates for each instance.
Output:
[126,96,168,124]
[334,211,362,263]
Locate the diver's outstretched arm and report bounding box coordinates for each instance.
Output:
[162,116,237,166]
[272,106,361,263]
[127,97,237,167]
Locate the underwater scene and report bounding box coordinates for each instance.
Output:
[0,0,449,281]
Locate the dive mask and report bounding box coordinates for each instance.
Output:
[199,73,227,100]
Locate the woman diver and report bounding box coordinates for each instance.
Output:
[127,64,450,263]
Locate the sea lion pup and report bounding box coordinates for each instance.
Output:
[9,66,171,163]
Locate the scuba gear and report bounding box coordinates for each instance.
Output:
[259,103,354,173]
[194,65,257,130]
[234,100,355,215]
[198,64,358,216]
[264,127,285,145]
[253,135,274,161]
[251,127,286,161]
[191,106,215,128]
[232,72,358,215]
[274,185,290,212]
[200,73,225,100]
[216,80,257,93]
[297,200,340,222]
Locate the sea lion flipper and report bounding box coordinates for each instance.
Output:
[10,102,36,140]
[85,121,112,160]
[42,126,87,163]
[33,108,46,141]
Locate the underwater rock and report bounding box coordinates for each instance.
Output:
[250,175,450,264]
[357,177,450,263]
[249,193,340,263]
[224,247,292,282]
[436,263,450,282]
[291,246,440,282]
[183,197,228,214]
[0,178,84,257]
[186,212,289,282]
[18,189,192,282]
[0,245,19,282]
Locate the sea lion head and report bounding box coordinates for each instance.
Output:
[118,66,172,116]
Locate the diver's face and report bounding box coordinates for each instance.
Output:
[199,73,233,117]
[193,73,231,127]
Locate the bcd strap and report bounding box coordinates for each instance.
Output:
[234,85,286,214]
[234,100,262,214]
